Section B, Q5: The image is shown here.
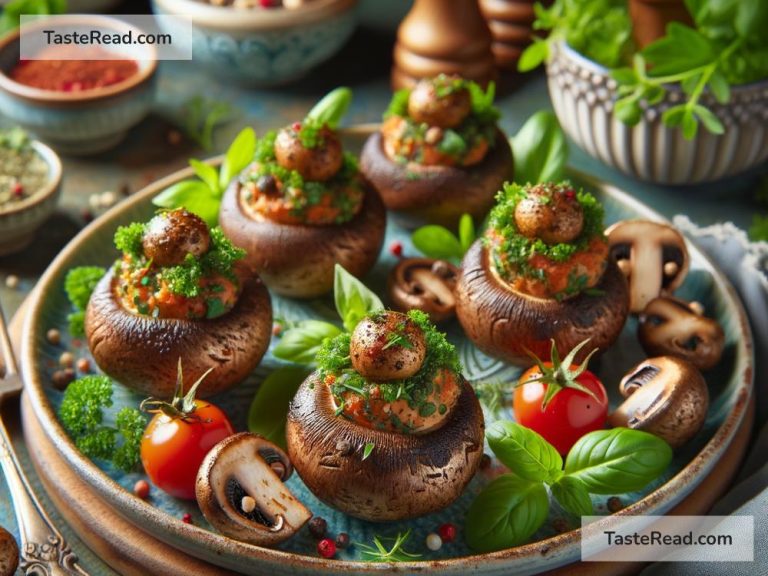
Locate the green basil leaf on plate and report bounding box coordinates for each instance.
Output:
[465,474,549,552]
[550,475,593,517]
[411,225,464,262]
[189,158,220,195]
[564,428,673,494]
[458,213,476,253]
[248,366,311,449]
[334,264,384,333]
[273,320,342,365]
[219,127,256,191]
[487,421,563,484]
[511,110,568,185]
[305,87,352,129]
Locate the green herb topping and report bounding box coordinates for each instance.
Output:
[64,266,106,336]
[243,130,363,224]
[484,181,605,287]
[316,309,461,431]
[59,375,146,472]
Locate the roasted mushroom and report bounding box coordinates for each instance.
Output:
[607,220,689,313]
[219,108,385,298]
[196,433,311,547]
[455,182,629,365]
[608,356,709,449]
[85,210,272,397]
[0,528,18,576]
[360,74,513,228]
[387,258,460,322]
[286,310,484,521]
[638,296,725,371]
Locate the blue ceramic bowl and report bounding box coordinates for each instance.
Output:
[150,0,358,85]
[0,16,157,155]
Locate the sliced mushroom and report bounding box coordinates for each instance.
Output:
[638,296,725,371]
[85,269,272,398]
[360,129,513,228]
[608,356,708,449]
[286,371,484,521]
[455,240,629,365]
[350,311,427,381]
[196,433,310,547]
[219,177,386,298]
[606,220,689,313]
[388,258,459,322]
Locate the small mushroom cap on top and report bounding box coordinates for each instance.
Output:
[350,311,427,381]
[607,220,689,313]
[141,209,211,267]
[608,356,708,449]
[274,125,343,182]
[638,296,725,371]
[407,75,472,128]
[513,183,584,245]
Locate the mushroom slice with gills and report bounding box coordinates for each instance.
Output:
[638,296,725,371]
[196,433,310,547]
[608,356,708,449]
[387,258,460,322]
[606,220,689,313]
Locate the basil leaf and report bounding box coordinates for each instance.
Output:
[152,180,219,226]
[411,225,463,261]
[334,264,383,333]
[682,110,699,140]
[189,159,220,195]
[614,96,642,125]
[512,110,568,186]
[642,23,715,77]
[247,366,310,449]
[219,127,256,191]
[707,70,731,104]
[306,87,352,129]
[551,475,593,517]
[487,421,563,484]
[465,474,549,552]
[458,213,476,253]
[518,38,548,72]
[273,320,342,365]
[564,428,673,494]
[693,105,724,135]
[662,104,687,128]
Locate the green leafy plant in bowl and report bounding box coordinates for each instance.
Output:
[521,0,768,184]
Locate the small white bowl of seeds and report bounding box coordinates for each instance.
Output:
[0,128,62,256]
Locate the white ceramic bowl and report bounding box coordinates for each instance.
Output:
[0,140,62,256]
[547,41,768,184]
[151,0,358,85]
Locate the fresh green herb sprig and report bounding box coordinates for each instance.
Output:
[411,213,477,263]
[153,127,256,226]
[64,266,106,336]
[519,0,768,139]
[59,375,146,472]
[357,530,422,562]
[511,111,568,186]
[0,127,31,152]
[295,86,352,149]
[465,422,672,552]
[0,0,66,35]
[247,366,311,449]
[182,96,235,151]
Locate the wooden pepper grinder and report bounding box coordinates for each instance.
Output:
[629,0,693,49]
[478,0,537,71]
[392,0,497,89]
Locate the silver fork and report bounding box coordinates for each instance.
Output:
[0,300,88,575]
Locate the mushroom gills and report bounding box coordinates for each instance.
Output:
[623,364,660,393]
[225,478,282,530]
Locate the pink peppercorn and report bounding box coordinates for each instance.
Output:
[317,537,336,559]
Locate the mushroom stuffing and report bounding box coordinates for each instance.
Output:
[85,208,272,397]
[285,310,485,521]
[455,181,630,365]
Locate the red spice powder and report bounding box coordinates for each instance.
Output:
[10,46,139,92]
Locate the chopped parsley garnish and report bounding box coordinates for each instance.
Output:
[483,181,605,282]
[113,222,145,260]
[64,266,106,336]
[316,310,461,425]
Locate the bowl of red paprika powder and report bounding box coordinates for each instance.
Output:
[0,15,157,155]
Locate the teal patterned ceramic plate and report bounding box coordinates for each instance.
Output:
[19,131,753,575]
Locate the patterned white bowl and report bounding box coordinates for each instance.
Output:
[547,41,768,184]
[0,141,62,256]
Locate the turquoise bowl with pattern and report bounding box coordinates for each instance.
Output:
[151,0,358,86]
[0,16,157,155]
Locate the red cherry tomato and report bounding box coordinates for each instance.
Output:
[140,399,234,500]
[514,363,608,455]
